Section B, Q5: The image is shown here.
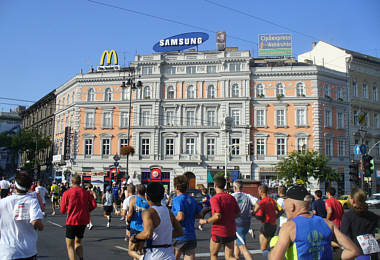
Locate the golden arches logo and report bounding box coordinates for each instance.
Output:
[100,50,118,66]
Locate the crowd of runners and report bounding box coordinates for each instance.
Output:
[0,172,379,260]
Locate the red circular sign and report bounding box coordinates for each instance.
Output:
[150,168,161,179]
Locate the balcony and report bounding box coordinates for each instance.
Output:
[178,154,202,164]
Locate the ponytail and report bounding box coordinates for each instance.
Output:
[350,188,368,215]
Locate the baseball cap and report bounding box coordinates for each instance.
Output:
[106,186,111,191]
[286,185,309,201]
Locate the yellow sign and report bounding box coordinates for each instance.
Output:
[100,50,118,66]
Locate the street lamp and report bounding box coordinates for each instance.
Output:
[120,68,142,180]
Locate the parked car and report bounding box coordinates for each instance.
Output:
[366,193,380,209]
[338,195,352,209]
[169,189,203,207]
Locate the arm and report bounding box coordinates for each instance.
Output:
[326,206,332,220]
[36,192,45,212]
[31,219,44,231]
[268,222,293,260]
[60,192,67,214]
[327,220,360,259]
[199,212,221,225]
[135,209,154,240]
[169,209,184,238]
[175,211,185,222]
[88,193,97,212]
[126,198,136,223]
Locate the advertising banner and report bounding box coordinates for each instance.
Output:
[216,31,226,51]
[258,34,292,57]
[153,32,209,52]
[91,175,104,192]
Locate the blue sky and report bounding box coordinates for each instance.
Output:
[1,0,379,111]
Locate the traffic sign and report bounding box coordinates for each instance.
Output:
[360,144,367,154]
[354,145,361,155]
[114,162,119,167]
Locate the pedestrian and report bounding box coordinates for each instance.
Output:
[0,176,11,198]
[161,186,170,206]
[171,175,202,260]
[0,171,44,259]
[121,184,136,240]
[50,181,61,216]
[198,187,211,231]
[253,184,280,258]
[325,187,344,228]
[311,189,327,218]
[60,174,97,260]
[127,184,150,259]
[341,188,380,259]
[268,185,360,260]
[199,176,241,260]
[35,181,49,216]
[86,184,97,230]
[102,186,113,228]
[111,182,120,215]
[128,182,184,260]
[231,180,254,260]
[276,185,287,228]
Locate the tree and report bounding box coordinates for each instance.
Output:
[276,150,339,186]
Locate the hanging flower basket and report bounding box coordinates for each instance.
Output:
[120,145,135,156]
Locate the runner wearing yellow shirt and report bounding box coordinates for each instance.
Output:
[50,182,61,216]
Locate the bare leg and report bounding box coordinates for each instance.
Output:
[183,249,196,260]
[210,238,222,260]
[238,244,253,260]
[174,247,182,260]
[259,233,269,251]
[65,238,76,260]
[224,241,237,260]
[234,241,241,259]
[75,237,83,259]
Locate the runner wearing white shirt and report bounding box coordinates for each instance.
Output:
[122,184,135,240]
[276,185,287,228]
[35,181,49,216]
[0,176,11,198]
[0,172,44,259]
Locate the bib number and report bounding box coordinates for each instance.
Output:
[13,202,30,221]
[356,234,380,255]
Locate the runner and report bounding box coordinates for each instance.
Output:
[276,185,287,228]
[311,190,327,218]
[50,181,61,216]
[232,180,254,260]
[102,186,113,228]
[0,176,11,198]
[198,187,211,231]
[199,176,241,260]
[86,184,97,230]
[0,171,44,260]
[325,187,344,228]
[111,182,120,215]
[128,182,184,260]
[35,181,49,216]
[121,184,136,240]
[60,174,97,260]
[171,175,202,260]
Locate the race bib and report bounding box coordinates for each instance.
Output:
[13,202,30,221]
[356,234,380,255]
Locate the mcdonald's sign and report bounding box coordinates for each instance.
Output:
[100,50,118,66]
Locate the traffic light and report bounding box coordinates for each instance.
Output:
[349,161,359,183]
[362,154,373,177]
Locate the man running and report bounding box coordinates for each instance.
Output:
[128,182,184,260]
[61,174,97,260]
[111,182,120,215]
[325,187,344,228]
[35,181,49,216]
[0,171,44,259]
[121,184,135,240]
[172,175,202,260]
[102,186,113,228]
[312,189,327,218]
[276,185,287,228]
[199,176,241,260]
[50,181,60,216]
[0,176,11,198]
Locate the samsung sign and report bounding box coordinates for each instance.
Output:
[153,32,209,52]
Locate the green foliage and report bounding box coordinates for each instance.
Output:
[276,150,339,186]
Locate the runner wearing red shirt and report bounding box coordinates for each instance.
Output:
[61,174,97,260]
[199,176,241,260]
[325,187,343,228]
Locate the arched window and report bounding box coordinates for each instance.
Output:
[143,86,151,99]
[324,84,330,97]
[207,85,216,98]
[87,88,95,102]
[62,97,65,108]
[256,84,265,97]
[167,86,175,99]
[276,83,284,96]
[71,92,75,103]
[187,85,195,99]
[104,88,112,101]
[231,84,239,97]
[296,83,305,97]
[122,87,130,100]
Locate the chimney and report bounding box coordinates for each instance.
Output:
[312,42,317,49]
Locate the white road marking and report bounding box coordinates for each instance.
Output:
[114,246,129,252]
[47,220,63,228]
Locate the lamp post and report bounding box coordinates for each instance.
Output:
[120,68,142,180]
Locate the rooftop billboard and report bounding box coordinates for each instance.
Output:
[153,32,209,52]
[258,34,292,57]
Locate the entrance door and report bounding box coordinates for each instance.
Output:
[184,172,196,189]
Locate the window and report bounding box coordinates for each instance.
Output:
[207,110,216,126]
[256,138,265,155]
[231,110,240,126]
[141,138,150,155]
[142,66,153,75]
[166,111,174,125]
[231,84,239,97]
[276,83,284,96]
[207,85,216,98]
[337,112,344,129]
[296,109,306,126]
[120,112,129,128]
[230,63,240,72]
[353,81,357,97]
[325,139,332,156]
[102,139,110,156]
[338,140,345,157]
[186,111,195,126]
[297,138,307,152]
[104,88,112,101]
[186,66,196,74]
[373,87,378,101]
[256,84,265,97]
[185,138,195,154]
[363,83,368,98]
[374,113,379,128]
[256,109,265,127]
[325,110,332,127]
[60,118,64,133]
[62,97,65,107]
[353,110,359,126]
[167,67,176,75]
[165,139,174,156]
[103,112,112,128]
[143,86,151,99]
[120,138,128,150]
[71,93,75,104]
[141,111,150,126]
[337,88,342,100]
[207,65,216,73]
[325,84,330,97]
[296,83,305,96]
[207,138,215,156]
[84,139,93,155]
[167,86,175,99]
[276,109,285,127]
[122,87,130,100]
[231,138,240,155]
[187,85,195,99]
[276,138,286,156]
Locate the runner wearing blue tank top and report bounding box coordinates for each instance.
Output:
[269,185,360,260]
[127,184,149,236]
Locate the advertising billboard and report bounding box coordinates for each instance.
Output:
[258,34,292,57]
[216,31,226,51]
[153,32,209,52]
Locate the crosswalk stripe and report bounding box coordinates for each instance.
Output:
[47,220,63,228]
